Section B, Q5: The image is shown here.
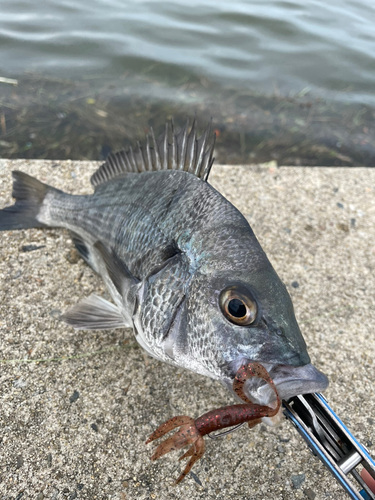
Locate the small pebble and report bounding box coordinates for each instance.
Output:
[16,455,24,469]
[21,244,45,252]
[291,281,299,288]
[337,222,349,232]
[304,488,316,499]
[91,423,98,432]
[337,202,344,208]
[46,453,52,467]
[49,309,62,319]
[189,471,202,486]
[291,473,306,489]
[66,248,80,264]
[69,390,80,403]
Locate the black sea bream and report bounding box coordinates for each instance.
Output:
[0,121,328,418]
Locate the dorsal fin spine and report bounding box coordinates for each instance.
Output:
[146,135,153,171]
[204,152,215,182]
[191,137,198,174]
[163,123,168,170]
[195,119,211,177]
[178,120,188,170]
[129,147,137,172]
[108,156,116,178]
[107,156,116,178]
[171,121,177,170]
[90,119,216,188]
[137,142,146,172]
[123,150,132,172]
[185,120,195,172]
[151,127,162,170]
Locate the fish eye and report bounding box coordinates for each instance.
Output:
[219,286,257,326]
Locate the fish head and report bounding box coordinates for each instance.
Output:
[174,256,328,419]
[143,194,328,416]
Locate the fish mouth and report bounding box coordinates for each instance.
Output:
[243,362,329,407]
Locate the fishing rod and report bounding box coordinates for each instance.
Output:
[283,393,375,500]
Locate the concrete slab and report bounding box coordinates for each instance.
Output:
[0,159,374,500]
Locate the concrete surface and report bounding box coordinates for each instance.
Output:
[0,159,374,500]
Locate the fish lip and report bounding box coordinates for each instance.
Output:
[242,362,329,406]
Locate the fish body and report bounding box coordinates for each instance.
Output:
[0,121,328,410]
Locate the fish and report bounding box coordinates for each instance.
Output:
[0,119,328,421]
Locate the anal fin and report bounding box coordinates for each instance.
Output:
[60,295,128,330]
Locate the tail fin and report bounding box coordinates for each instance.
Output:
[0,171,56,230]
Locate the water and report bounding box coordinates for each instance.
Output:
[0,0,374,165]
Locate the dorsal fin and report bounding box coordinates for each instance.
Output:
[90,119,216,188]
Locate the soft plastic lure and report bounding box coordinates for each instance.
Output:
[146,362,280,483]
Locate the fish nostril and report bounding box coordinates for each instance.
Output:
[276,327,284,336]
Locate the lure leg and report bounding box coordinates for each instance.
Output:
[146,416,195,444]
[175,437,205,484]
[150,424,199,460]
[146,362,280,483]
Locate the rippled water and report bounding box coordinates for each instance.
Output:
[0,0,374,164]
[2,0,375,101]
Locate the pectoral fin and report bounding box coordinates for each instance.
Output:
[60,294,129,330]
[94,240,139,295]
